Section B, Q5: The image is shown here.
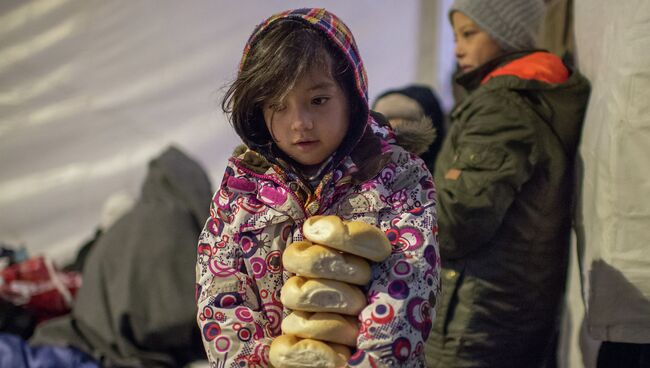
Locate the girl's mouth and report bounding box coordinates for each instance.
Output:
[295,140,317,149]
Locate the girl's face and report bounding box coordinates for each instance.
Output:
[451,11,503,73]
[263,65,350,172]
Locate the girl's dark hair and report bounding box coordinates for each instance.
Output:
[222,19,359,150]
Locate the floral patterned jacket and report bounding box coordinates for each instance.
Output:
[196,121,440,367]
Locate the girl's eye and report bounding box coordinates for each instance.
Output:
[312,97,329,105]
[268,103,286,112]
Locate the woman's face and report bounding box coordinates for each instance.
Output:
[263,64,350,172]
[451,11,504,73]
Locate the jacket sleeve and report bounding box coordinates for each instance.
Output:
[351,155,440,368]
[195,192,274,367]
[434,92,540,259]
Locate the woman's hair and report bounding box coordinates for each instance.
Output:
[222,19,359,150]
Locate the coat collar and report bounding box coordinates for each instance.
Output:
[455,50,541,91]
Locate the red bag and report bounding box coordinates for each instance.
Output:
[0,256,82,322]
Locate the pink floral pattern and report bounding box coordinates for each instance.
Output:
[196,144,440,367]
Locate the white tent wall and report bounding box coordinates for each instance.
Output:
[415,0,455,112]
[0,1,421,263]
[570,0,650,366]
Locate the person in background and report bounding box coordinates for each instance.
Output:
[425,0,590,367]
[195,8,440,367]
[373,85,446,173]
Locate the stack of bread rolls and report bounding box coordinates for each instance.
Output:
[269,215,392,368]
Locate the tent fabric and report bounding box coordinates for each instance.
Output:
[574,0,650,345]
[0,0,420,264]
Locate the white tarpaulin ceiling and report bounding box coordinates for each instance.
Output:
[0,0,421,261]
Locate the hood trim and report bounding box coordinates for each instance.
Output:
[481,52,569,85]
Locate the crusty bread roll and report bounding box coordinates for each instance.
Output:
[280,276,366,315]
[302,216,392,262]
[269,334,350,368]
[283,241,371,285]
[281,310,359,347]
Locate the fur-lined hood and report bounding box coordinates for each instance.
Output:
[372,85,445,171]
[385,114,437,156]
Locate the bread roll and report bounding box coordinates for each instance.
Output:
[302,216,392,262]
[281,311,359,347]
[269,334,350,368]
[283,241,371,285]
[280,276,366,315]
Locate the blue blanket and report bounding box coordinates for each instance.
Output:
[0,333,98,368]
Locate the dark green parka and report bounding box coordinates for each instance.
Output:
[426,51,590,368]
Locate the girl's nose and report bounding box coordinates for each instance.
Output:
[290,107,313,131]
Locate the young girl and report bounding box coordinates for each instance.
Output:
[426,0,590,367]
[195,8,440,368]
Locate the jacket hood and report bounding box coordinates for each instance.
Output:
[374,112,437,156]
[456,50,590,157]
[237,8,371,175]
[141,146,213,222]
[481,52,569,85]
[372,84,446,169]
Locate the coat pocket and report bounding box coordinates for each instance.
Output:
[455,143,507,171]
[445,144,508,197]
